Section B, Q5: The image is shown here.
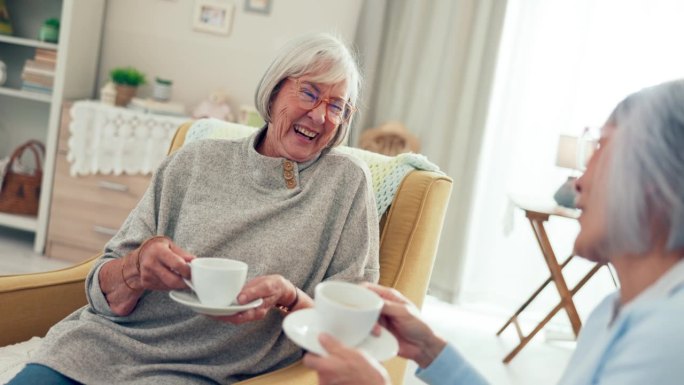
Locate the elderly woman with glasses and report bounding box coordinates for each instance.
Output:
[9,33,379,384]
[304,79,684,385]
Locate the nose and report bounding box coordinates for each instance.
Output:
[575,174,583,194]
[308,102,327,125]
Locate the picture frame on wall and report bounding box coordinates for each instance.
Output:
[244,0,272,15]
[193,0,235,36]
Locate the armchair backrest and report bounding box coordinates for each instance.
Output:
[169,121,453,385]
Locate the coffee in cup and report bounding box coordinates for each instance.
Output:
[314,281,383,346]
[184,258,248,307]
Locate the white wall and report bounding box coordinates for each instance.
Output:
[96,0,363,115]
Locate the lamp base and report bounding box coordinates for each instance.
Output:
[553,176,577,209]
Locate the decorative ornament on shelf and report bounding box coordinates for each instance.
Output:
[0,0,12,36]
[0,60,7,86]
[109,66,146,107]
[100,81,116,106]
[38,18,60,43]
[153,77,173,102]
[192,90,235,121]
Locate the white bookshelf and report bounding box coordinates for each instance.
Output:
[0,0,105,253]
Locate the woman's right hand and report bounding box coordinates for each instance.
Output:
[362,283,447,368]
[100,236,195,316]
[135,237,195,291]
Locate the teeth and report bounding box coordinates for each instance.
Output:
[294,125,317,139]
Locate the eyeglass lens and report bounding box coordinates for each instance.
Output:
[295,81,351,124]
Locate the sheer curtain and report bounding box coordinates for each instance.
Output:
[354,0,508,300]
[460,0,684,320]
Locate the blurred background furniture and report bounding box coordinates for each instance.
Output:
[0,0,105,253]
[45,101,185,262]
[496,195,616,363]
[0,121,453,385]
[359,121,420,156]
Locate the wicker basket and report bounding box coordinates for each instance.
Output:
[0,140,45,216]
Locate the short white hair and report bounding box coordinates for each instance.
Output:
[254,33,362,147]
[602,79,684,257]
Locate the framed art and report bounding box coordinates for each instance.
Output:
[244,0,272,15]
[193,0,235,36]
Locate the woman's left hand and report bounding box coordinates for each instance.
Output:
[303,333,390,385]
[212,274,308,324]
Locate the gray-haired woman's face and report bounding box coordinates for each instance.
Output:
[573,125,615,262]
[258,75,348,162]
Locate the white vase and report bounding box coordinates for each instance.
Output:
[153,80,172,102]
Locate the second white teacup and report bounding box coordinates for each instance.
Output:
[185,258,248,307]
[314,281,383,347]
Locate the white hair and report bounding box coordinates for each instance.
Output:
[254,33,362,147]
[602,79,684,257]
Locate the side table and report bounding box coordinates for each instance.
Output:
[496,195,616,363]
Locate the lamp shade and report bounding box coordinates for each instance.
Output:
[555,134,597,170]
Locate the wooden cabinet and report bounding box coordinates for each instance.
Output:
[0,0,105,253]
[46,104,151,262]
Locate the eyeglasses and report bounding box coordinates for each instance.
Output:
[577,127,601,171]
[291,78,356,125]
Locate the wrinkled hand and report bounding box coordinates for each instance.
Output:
[363,283,446,368]
[137,237,195,291]
[303,333,390,385]
[212,274,298,324]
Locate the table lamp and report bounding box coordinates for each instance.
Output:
[553,132,596,208]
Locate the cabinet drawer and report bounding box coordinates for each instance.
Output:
[53,153,151,210]
[46,239,100,263]
[49,197,132,251]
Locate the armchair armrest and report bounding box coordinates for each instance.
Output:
[0,256,97,346]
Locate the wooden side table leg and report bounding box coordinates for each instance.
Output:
[528,215,582,335]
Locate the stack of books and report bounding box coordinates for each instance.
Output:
[21,48,57,94]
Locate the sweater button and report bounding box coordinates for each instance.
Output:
[284,170,294,179]
[283,160,294,171]
[286,179,296,189]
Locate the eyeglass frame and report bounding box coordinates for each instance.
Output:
[289,77,356,125]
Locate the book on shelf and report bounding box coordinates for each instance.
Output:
[21,72,54,88]
[21,82,53,95]
[24,59,56,72]
[34,47,57,64]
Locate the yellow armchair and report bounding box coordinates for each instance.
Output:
[0,122,452,385]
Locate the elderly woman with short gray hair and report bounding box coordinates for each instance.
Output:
[304,79,684,385]
[8,33,379,384]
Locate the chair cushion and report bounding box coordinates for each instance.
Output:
[184,119,443,216]
[0,337,42,383]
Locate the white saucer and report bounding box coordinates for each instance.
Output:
[169,290,263,316]
[283,308,398,361]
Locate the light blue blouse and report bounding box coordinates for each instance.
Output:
[416,260,684,385]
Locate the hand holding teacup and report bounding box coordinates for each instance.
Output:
[184,258,248,307]
[209,274,306,324]
[315,281,384,347]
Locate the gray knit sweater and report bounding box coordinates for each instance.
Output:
[31,128,380,384]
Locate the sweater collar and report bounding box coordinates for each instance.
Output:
[243,126,323,189]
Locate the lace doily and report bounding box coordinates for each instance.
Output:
[67,101,189,176]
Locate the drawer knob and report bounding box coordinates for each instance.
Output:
[98,180,129,192]
[93,225,118,236]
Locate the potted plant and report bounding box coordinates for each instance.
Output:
[109,66,146,107]
[38,18,60,43]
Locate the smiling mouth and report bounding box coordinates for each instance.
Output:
[294,124,317,141]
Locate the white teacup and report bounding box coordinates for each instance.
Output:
[314,281,383,347]
[184,258,248,307]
